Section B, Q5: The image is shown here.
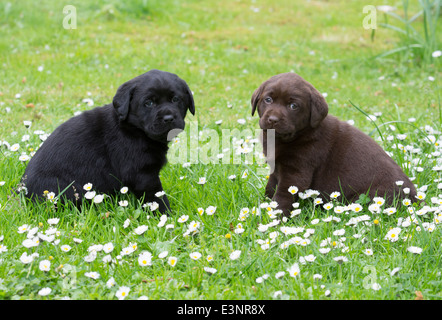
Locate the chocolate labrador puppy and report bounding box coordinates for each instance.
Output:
[21,69,195,213]
[251,72,416,215]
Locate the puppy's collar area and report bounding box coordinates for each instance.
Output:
[117,120,169,149]
[264,126,317,144]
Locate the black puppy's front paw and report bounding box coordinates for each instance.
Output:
[157,195,171,215]
[144,191,171,215]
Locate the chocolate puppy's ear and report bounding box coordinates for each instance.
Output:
[251,85,264,116]
[310,88,328,128]
[113,81,135,121]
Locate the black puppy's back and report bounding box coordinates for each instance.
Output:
[22,104,167,202]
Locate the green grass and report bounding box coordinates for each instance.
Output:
[0,0,441,300]
[374,0,440,67]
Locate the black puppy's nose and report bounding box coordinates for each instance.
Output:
[163,115,175,123]
[268,115,279,124]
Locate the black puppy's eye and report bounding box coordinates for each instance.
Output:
[172,96,180,103]
[289,103,298,110]
[264,97,273,104]
[145,99,154,107]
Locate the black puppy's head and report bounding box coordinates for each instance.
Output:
[251,72,328,141]
[113,69,195,143]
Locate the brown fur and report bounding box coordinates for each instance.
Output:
[251,72,416,215]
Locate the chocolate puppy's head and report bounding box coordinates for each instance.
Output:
[113,69,195,143]
[251,73,328,141]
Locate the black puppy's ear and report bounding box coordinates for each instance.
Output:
[310,88,328,128]
[113,82,135,121]
[251,85,264,116]
[184,83,195,115]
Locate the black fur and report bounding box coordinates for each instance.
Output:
[21,69,195,213]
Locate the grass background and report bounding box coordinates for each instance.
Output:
[0,0,441,300]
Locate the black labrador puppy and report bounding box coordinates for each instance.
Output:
[21,69,195,213]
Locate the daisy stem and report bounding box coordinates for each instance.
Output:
[310,205,316,219]
[349,100,384,142]
[338,264,342,283]
[88,201,95,216]
[26,262,34,279]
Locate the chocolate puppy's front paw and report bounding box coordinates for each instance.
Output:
[265,174,278,199]
[265,186,276,199]
[279,205,292,218]
[273,194,294,217]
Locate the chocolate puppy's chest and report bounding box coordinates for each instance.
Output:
[268,135,327,187]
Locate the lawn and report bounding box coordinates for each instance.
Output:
[0,0,441,301]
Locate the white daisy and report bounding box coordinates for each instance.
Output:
[189,252,202,260]
[115,286,130,300]
[287,263,300,277]
[229,250,241,260]
[407,246,423,254]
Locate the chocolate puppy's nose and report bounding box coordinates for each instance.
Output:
[163,115,175,123]
[268,115,280,124]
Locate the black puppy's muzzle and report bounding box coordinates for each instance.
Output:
[163,114,175,123]
[147,107,185,143]
[154,111,184,130]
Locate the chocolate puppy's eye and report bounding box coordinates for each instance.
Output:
[145,99,154,107]
[264,97,273,104]
[289,103,298,110]
[172,96,180,103]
